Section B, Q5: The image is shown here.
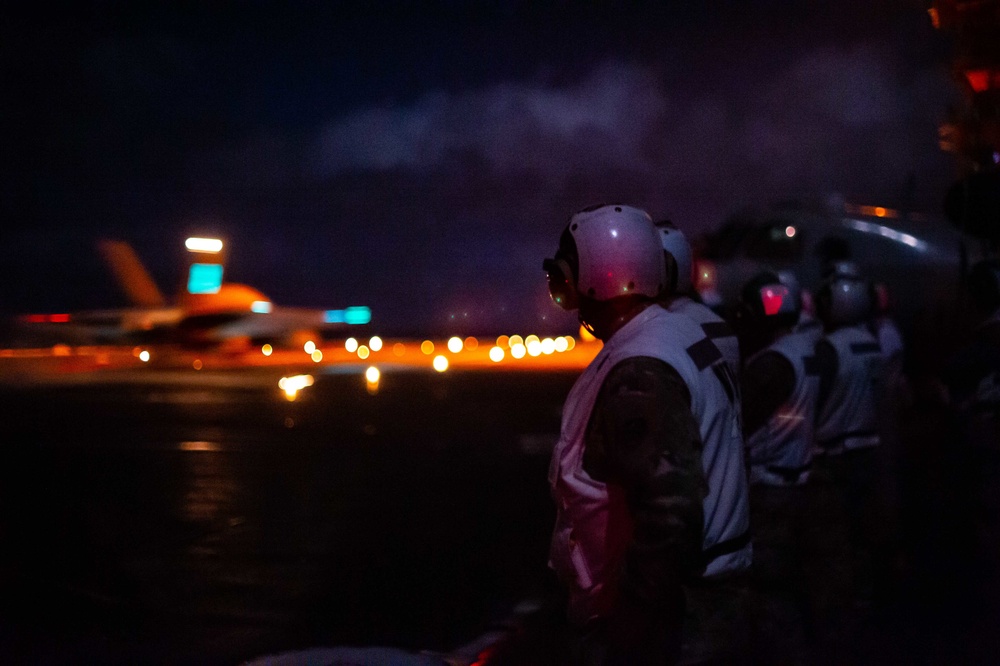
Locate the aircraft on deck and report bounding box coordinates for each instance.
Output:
[11,237,371,349]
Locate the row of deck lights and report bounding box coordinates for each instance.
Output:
[132,331,579,372]
[133,333,577,375]
[272,333,582,401]
[333,334,577,366]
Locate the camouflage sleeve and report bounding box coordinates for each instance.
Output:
[583,355,707,612]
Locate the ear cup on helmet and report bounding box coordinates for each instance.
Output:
[655,220,694,295]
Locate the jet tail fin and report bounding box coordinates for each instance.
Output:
[96,239,167,308]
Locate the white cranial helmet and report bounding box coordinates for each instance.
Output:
[543,204,666,310]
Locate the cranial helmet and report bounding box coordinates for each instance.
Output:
[655,220,694,295]
[543,204,666,311]
[816,261,874,327]
[739,271,801,330]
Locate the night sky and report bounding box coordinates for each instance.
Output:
[0,1,964,336]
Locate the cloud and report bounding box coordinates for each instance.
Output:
[791,46,903,126]
[311,61,667,183]
[182,41,964,333]
[308,45,959,216]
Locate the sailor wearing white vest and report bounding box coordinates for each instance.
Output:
[814,262,883,455]
[656,220,741,380]
[813,261,888,613]
[542,204,751,664]
[739,272,820,487]
[737,271,823,663]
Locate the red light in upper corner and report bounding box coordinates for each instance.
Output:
[965,69,994,93]
[48,314,70,323]
[761,285,789,316]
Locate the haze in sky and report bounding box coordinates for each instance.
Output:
[1,2,963,334]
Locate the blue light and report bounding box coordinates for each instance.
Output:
[187,263,224,294]
[344,306,371,325]
[251,300,272,314]
[324,307,371,324]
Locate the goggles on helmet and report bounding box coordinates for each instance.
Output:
[543,256,578,311]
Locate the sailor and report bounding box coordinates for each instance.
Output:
[739,271,819,488]
[813,261,886,607]
[656,220,741,379]
[814,261,882,456]
[543,204,751,664]
[737,271,822,663]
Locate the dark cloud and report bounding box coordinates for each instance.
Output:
[307,44,958,209]
[0,2,968,335]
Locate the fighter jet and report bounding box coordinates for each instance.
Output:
[10,237,371,349]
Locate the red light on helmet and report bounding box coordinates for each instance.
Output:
[760,285,790,316]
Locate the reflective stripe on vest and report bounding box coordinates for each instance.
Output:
[668,296,741,382]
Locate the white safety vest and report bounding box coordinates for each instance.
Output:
[746,330,821,486]
[815,324,883,454]
[548,304,751,624]
[667,296,741,379]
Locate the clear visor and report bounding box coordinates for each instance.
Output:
[543,257,578,311]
